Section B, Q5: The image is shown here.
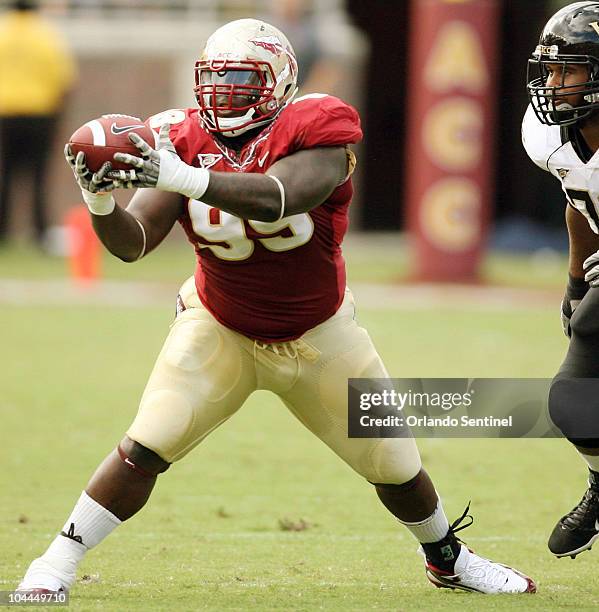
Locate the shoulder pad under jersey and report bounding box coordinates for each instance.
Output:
[281,93,362,148]
[522,104,565,173]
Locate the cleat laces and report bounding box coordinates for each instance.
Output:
[561,487,599,530]
[447,501,474,543]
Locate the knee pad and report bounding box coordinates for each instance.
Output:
[549,378,599,441]
[366,438,422,485]
[118,440,170,477]
[127,387,199,464]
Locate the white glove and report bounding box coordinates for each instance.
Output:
[64,144,118,215]
[109,123,210,199]
[584,250,599,287]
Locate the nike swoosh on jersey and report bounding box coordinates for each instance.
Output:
[258,151,270,167]
[110,123,146,135]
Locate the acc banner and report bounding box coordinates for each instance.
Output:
[404,0,499,282]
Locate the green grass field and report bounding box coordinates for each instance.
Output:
[0,234,568,288]
[1,240,597,610]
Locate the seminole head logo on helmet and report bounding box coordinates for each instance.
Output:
[250,36,286,56]
[194,19,299,138]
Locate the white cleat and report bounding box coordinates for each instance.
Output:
[16,558,72,594]
[421,545,537,594]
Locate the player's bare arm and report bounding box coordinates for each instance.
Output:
[561,204,598,337]
[75,130,346,258]
[92,190,183,262]
[110,126,347,222]
[208,146,347,220]
[65,142,183,262]
[567,203,599,277]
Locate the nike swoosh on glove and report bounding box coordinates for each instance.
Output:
[108,123,209,199]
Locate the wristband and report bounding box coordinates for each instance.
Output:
[134,217,147,261]
[82,190,116,216]
[268,175,286,221]
[566,273,590,300]
[156,149,210,200]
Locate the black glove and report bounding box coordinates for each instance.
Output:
[562,274,589,337]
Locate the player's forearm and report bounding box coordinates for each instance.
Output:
[566,204,599,276]
[202,172,283,222]
[90,205,145,263]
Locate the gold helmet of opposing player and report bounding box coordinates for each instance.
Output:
[194,18,299,137]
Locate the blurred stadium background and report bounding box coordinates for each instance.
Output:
[0,0,576,266]
[4,0,599,610]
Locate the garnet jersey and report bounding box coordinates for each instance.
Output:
[522,103,599,234]
[146,94,362,342]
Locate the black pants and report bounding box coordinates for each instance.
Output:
[0,115,57,243]
[553,287,599,447]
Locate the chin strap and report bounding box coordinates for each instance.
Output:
[206,89,299,138]
[215,109,255,135]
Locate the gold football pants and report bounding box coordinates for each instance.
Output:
[127,277,421,484]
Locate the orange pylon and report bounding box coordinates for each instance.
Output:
[65,206,101,284]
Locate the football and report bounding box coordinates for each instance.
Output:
[68,114,157,172]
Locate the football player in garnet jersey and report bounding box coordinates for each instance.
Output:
[524,1,599,559]
[17,19,534,596]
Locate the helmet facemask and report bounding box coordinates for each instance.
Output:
[527,45,599,126]
[194,59,280,136]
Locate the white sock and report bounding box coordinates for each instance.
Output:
[579,452,599,474]
[399,499,450,543]
[56,491,122,549]
[29,492,121,589]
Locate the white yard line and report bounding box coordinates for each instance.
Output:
[0,279,561,311]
